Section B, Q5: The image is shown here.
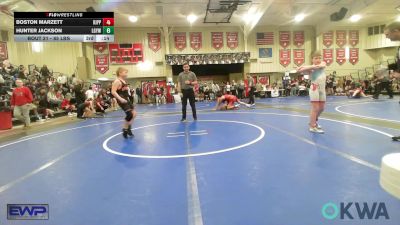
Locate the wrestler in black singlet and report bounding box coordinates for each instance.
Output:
[116,79,134,112]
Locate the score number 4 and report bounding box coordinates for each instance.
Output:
[103,18,114,26]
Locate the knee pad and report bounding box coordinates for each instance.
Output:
[125,111,133,121]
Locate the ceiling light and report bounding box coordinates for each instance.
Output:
[128,15,138,23]
[242,13,254,23]
[349,14,361,22]
[294,14,305,23]
[187,14,198,24]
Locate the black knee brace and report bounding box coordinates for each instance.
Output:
[125,111,133,121]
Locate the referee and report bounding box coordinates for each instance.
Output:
[384,21,400,141]
[177,62,198,122]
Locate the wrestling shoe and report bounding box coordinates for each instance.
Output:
[122,129,129,138]
[392,136,400,141]
[127,125,134,137]
[309,127,324,133]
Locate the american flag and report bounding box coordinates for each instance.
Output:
[256,32,274,45]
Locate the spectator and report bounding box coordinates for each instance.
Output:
[237,80,244,99]
[61,93,76,116]
[37,88,54,119]
[17,65,28,80]
[298,82,308,96]
[85,86,95,100]
[231,80,237,96]
[95,94,108,114]
[225,81,231,94]
[47,87,62,108]
[77,99,94,119]
[74,83,85,105]
[40,64,51,79]
[136,86,142,104]
[326,75,334,95]
[290,79,299,96]
[2,60,14,75]
[11,79,33,129]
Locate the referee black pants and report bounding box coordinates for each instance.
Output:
[182,89,197,119]
[374,81,393,98]
[248,87,255,104]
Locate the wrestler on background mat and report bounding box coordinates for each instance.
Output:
[111,67,136,138]
[297,51,327,134]
[384,21,400,141]
[214,92,252,110]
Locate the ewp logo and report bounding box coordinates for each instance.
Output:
[321,202,389,220]
[7,204,49,220]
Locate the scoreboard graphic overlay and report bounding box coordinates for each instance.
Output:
[14,12,114,42]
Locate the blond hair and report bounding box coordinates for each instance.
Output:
[311,50,322,58]
[116,67,128,77]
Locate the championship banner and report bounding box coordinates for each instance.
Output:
[258,76,269,85]
[226,32,238,50]
[336,30,347,47]
[211,32,223,50]
[173,32,187,51]
[293,49,305,66]
[0,42,8,60]
[322,31,334,48]
[189,32,202,51]
[93,42,107,53]
[323,49,333,66]
[279,31,290,48]
[349,30,359,47]
[349,48,359,65]
[147,33,161,52]
[279,49,291,67]
[336,48,346,65]
[293,31,304,47]
[95,54,109,74]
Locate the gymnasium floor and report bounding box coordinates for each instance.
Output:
[0,96,399,225]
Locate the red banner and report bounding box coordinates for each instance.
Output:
[349,30,359,47]
[189,32,202,51]
[148,33,161,52]
[0,42,7,60]
[258,76,269,85]
[349,48,359,65]
[211,32,223,50]
[226,32,238,50]
[293,49,305,66]
[95,54,109,74]
[322,31,334,48]
[323,49,334,66]
[293,31,304,47]
[336,30,347,47]
[336,48,346,65]
[279,49,291,67]
[93,42,107,53]
[173,32,187,51]
[279,31,290,48]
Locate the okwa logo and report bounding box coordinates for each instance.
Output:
[321,202,390,220]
